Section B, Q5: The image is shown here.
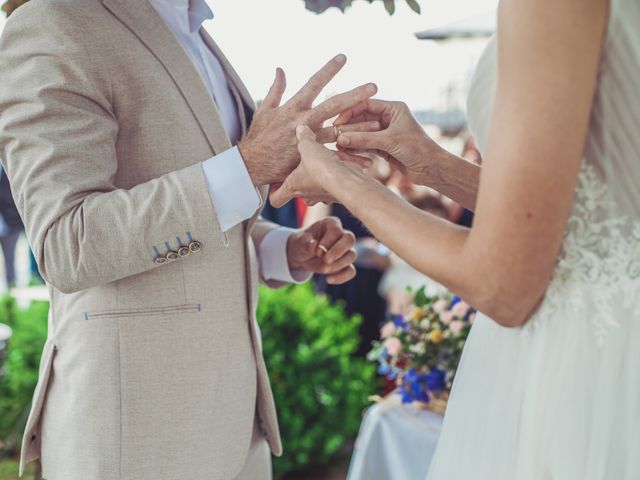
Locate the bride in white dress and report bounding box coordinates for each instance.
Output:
[268,0,640,477]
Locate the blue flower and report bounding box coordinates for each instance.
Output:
[425,368,446,391]
[393,314,408,329]
[378,363,391,376]
[398,369,431,404]
[450,296,461,307]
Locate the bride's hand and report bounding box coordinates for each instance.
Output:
[334,99,450,185]
[269,125,366,208]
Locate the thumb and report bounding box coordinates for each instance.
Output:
[296,125,328,159]
[295,124,316,142]
[336,131,389,152]
[269,178,294,208]
[263,68,287,108]
[298,230,319,256]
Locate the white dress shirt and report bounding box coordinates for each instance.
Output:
[149,0,310,283]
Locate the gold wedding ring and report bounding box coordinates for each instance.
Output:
[333,125,343,140]
[317,245,329,255]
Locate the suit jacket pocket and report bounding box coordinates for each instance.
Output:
[84,303,201,320]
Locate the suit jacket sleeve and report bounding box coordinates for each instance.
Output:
[0,4,224,294]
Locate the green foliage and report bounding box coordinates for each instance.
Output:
[0,458,37,480]
[0,297,48,455]
[257,283,375,477]
[303,0,421,15]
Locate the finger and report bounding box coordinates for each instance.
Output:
[262,68,287,108]
[335,150,372,169]
[315,121,382,144]
[337,131,390,151]
[269,179,294,208]
[287,54,347,108]
[307,83,378,126]
[296,125,331,159]
[334,99,393,126]
[318,248,357,275]
[326,265,357,285]
[315,217,344,257]
[298,231,319,257]
[324,231,356,265]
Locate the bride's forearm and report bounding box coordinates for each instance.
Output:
[417,148,480,212]
[327,165,469,292]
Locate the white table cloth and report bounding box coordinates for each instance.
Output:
[347,397,443,480]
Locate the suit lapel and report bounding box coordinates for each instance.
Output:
[102,0,231,155]
[102,0,268,230]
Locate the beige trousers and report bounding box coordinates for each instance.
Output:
[232,420,272,480]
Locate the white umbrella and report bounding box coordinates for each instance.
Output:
[415,10,496,41]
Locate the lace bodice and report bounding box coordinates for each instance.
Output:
[465,2,640,344]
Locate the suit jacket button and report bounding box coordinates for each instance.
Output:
[189,241,202,253]
[154,256,167,265]
[178,246,190,257]
[166,251,179,261]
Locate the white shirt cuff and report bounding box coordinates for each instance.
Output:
[201,146,262,233]
[259,227,313,284]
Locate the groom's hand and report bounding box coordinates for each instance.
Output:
[238,54,377,186]
[287,217,357,285]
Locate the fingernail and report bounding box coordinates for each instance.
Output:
[335,54,347,64]
[338,135,350,146]
[296,125,305,139]
[367,83,377,94]
[371,121,380,129]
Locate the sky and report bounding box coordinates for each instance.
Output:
[0,0,498,109]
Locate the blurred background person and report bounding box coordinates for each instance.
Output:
[0,164,23,289]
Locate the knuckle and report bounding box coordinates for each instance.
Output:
[327,216,342,227]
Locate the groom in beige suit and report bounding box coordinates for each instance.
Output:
[0,0,378,478]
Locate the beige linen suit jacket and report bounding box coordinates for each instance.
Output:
[0,0,286,478]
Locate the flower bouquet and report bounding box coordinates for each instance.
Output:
[367,286,476,412]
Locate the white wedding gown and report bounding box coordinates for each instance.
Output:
[426,1,640,479]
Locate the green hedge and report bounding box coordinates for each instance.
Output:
[257,284,375,477]
[0,284,374,476]
[0,296,48,454]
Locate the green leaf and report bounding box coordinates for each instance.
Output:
[414,285,428,307]
[405,0,421,14]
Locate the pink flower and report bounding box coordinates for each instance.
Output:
[380,322,396,339]
[433,299,449,313]
[384,337,403,356]
[452,301,470,318]
[439,310,454,324]
[449,320,464,335]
